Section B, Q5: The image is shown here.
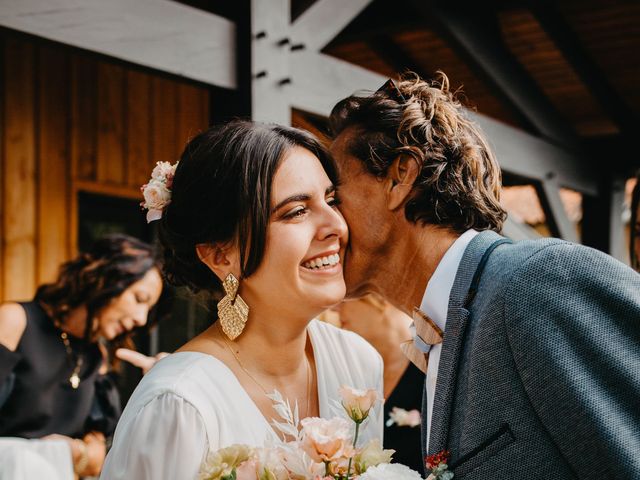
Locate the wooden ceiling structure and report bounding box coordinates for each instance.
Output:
[1,0,637,259]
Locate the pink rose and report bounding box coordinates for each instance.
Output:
[339,386,379,423]
[300,417,355,464]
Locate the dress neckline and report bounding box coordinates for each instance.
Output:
[171,319,325,439]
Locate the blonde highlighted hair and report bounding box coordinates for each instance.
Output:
[330,72,506,233]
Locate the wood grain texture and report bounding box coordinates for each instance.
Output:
[151,76,178,164]
[3,38,37,301]
[37,45,71,284]
[126,69,152,189]
[97,62,125,184]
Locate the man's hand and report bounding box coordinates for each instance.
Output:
[115,348,169,375]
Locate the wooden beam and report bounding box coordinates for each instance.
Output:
[582,175,629,258]
[530,2,638,138]
[0,0,236,88]
[538,179,579,243]
[290,52,384,118]
[289,51,596,194]
[502,216,543,241]
[408,0,581,149]
[291,0,374,52]
[250,0,291,124]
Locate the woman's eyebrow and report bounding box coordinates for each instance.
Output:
[272,193,311,213]
[271,185,336,213]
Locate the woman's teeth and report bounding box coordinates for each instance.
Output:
[302,253,340,270]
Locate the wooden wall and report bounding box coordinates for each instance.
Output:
[0,31,210,302]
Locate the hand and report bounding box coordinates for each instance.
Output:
[115,348,169,374]
[42,434,85,465]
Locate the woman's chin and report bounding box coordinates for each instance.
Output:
[304,284,346,313]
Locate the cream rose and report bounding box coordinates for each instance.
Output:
[354,439,394,474]
[142,180,171,210]
[339,386,378,423]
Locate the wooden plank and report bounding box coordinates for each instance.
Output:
[71,54,98,182]
[37,44,71,284]
[177,83,207,158]
[69,53,97,256]
[125,69,151,188]
[150,76,178,164]
[97,62,125,185]
[0,33,4,301]
[74,180,141,200]
[3,37,37,301]
[407,0,580,148]
[0,0,236,88]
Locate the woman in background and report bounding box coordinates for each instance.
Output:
[334,294,424,473]
[0,234,163,477]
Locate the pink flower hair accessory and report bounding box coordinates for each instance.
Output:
[140,161,178,223]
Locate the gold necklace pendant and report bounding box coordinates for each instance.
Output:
[59,330,83,389]
[70,372,80,389]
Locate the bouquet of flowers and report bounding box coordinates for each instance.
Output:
[199,386,452,480]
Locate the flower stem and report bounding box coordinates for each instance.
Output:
[346,422,361,479]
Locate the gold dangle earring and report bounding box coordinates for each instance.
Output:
[217,273,249,340]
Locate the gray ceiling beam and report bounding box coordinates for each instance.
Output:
[288,50,597,194]
[470,112,597,195]
[290,0,374,52]
[530,1,638,138]
[0,0,236,88]
[408,0,581,149]
[538,179,579,242]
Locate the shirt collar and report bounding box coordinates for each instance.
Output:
[419,229,479,332]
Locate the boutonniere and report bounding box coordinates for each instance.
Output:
[385,407,421,428]
[425,450,453,480]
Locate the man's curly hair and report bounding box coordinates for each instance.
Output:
[330,72,506,233]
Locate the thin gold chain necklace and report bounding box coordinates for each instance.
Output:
[57,327,84,389]
[218,323,312,419]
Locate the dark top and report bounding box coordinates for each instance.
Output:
[383,362,425,473]
[0,301,120,438]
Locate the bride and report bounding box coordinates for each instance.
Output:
[100,120,383,479]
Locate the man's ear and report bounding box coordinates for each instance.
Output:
[386,154,420,211]
[195,243,238,282]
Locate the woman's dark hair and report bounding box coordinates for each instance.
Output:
[35,234,161,365]
[159,119,337,294]
[330,72,506,234]
[630,170,640,271]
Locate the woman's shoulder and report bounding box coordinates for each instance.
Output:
[124,352,233,416]
[0,303,27,351]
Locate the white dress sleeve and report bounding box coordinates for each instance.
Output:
[100,393,208,480]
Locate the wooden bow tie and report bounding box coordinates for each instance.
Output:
[400,308,444,373]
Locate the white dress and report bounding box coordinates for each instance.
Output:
[100,320,384,480]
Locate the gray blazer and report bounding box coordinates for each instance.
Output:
[423,230,640,479]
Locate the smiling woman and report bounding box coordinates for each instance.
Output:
[100,120,384,480]
[0,234,163,477]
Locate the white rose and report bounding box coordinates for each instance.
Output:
[358,463,424,480]
[142,180,171,210]
[151,161,175,181]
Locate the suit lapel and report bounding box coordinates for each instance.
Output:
[426,231,503,455]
